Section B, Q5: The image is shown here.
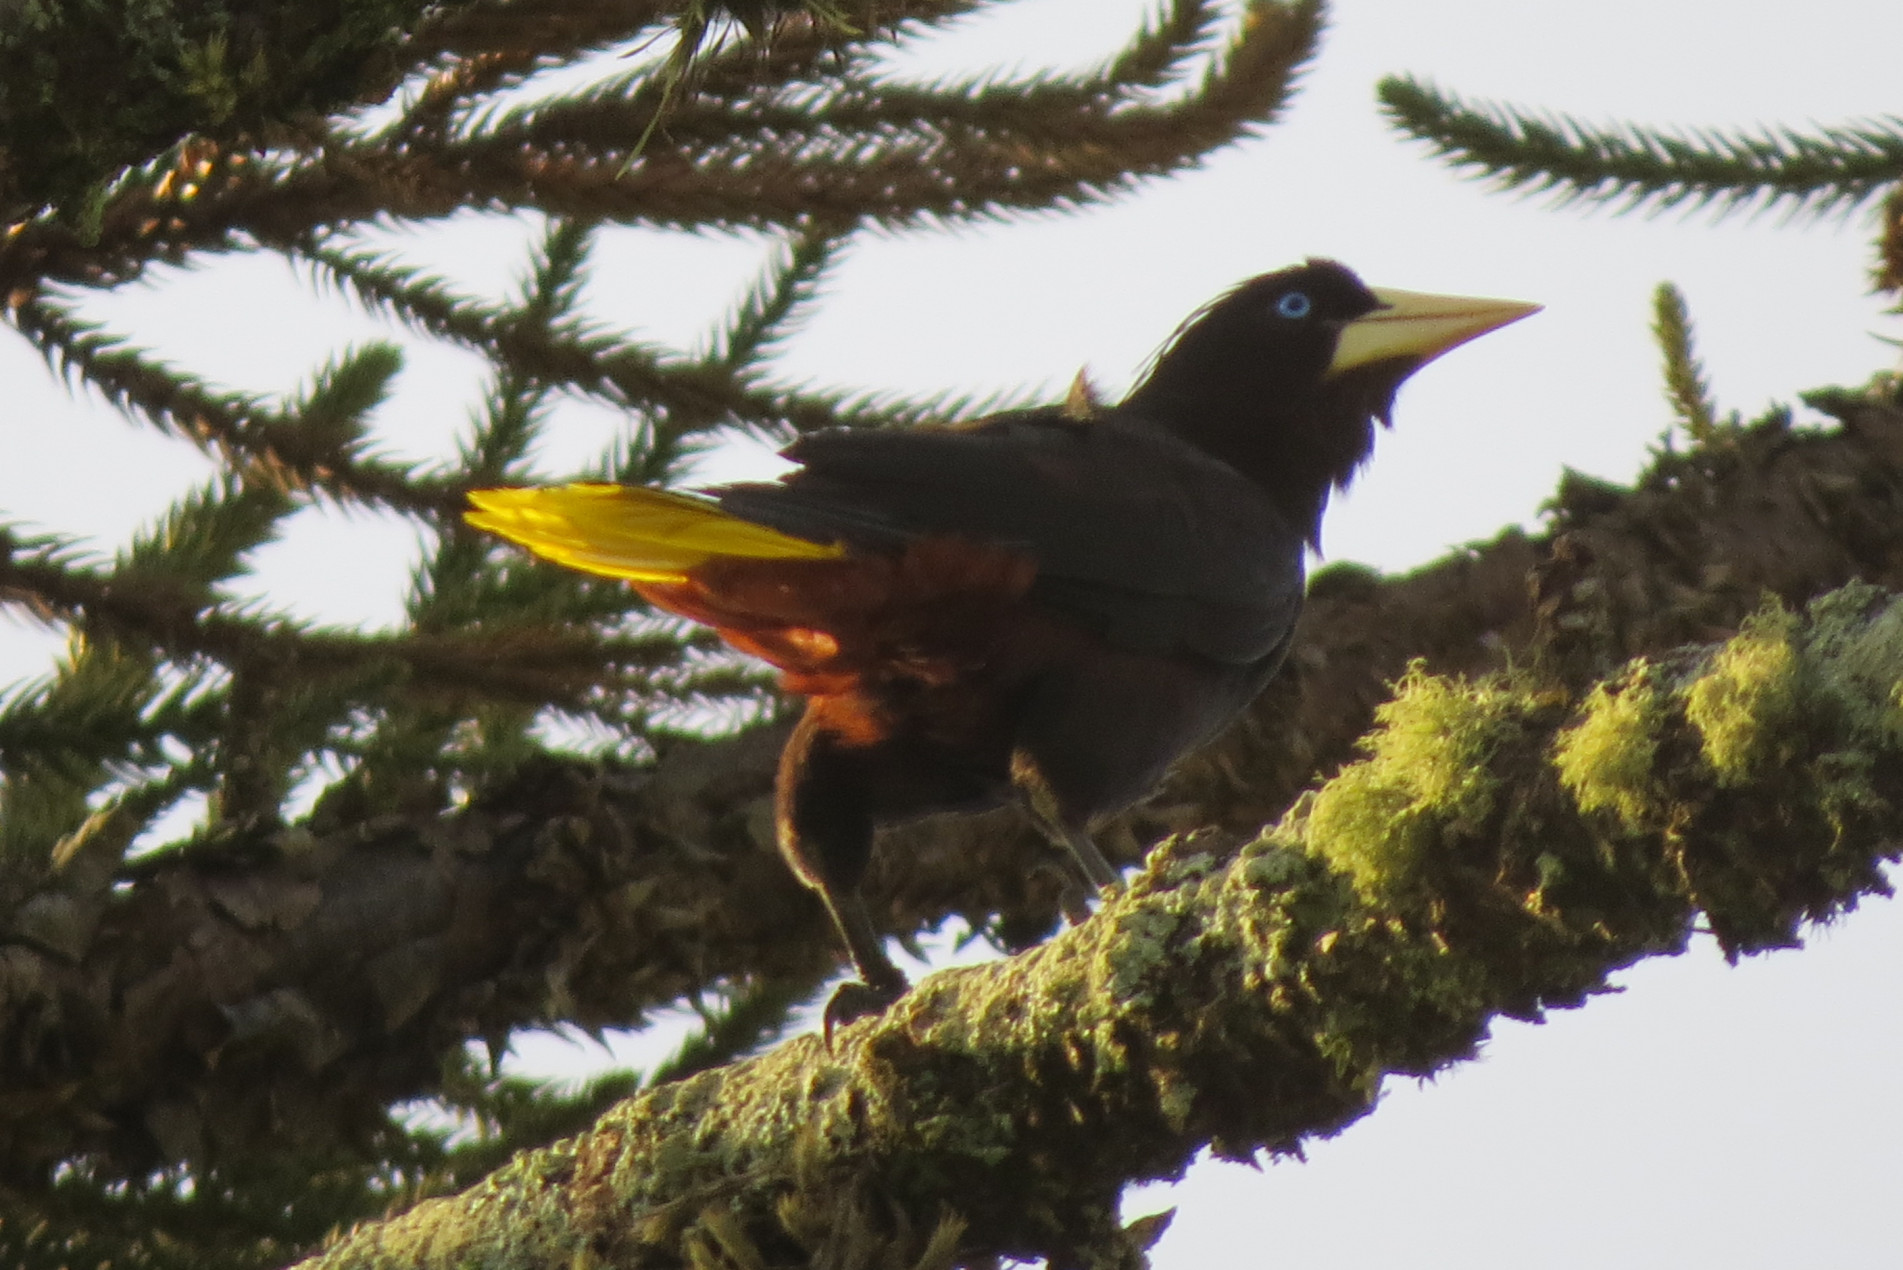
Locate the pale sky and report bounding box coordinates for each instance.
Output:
[2,1,1899,1265]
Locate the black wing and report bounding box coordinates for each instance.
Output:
[714,410,1304,665]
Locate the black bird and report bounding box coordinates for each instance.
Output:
[467,260,1538,1032]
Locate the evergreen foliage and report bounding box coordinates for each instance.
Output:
[0,1,863,222]
[0,0,1324,1263]
[4,1,1903,1265]
[1649,282,1726,443]
[1380,75,1903,223]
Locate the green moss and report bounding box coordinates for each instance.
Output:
[1301,664,1530,898]
[1553,662,1664,829]
[1800,582,1903,745]
[1682,603,1800,785]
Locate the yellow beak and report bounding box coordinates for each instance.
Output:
[1328,287,1541,378]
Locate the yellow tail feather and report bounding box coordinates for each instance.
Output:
[465,484,843,583]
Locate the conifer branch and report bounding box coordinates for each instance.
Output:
[284,342,406,468]
[0,1,934,221]
[0,635,167,878]
[0,0,429,220]
[0,542,690,712]
[1098,0,1231,93]
[436,0,1318,228]
[710,224,840,372]
[485,0,1228,155]
[307,234,1014,439]
[404,0,921,66]
[396,0,905,160]
[118,480,294,601]
[457,364,553,488]
[1380,75,1903,218]
[2,1146,410,1270]
[413,212,612,781]
[0,647,194,782]
[404,0,677,62]
[2,3,1321,302]
[301,241,884,436]
[1649,282,1722,441]
[404,541,656,633]
[1879,186,1903,293]
[6,295,451,517]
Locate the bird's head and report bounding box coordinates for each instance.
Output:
[1123,259,1538,541]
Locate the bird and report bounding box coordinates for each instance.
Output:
[466,260,1538,1035]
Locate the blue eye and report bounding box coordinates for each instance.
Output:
[1275,291,1312,319]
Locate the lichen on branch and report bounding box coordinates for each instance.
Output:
[300,585,1903,1270]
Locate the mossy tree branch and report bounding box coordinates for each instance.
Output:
[296,583,1903,1270]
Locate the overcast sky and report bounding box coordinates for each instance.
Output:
[2,1,1899,1265]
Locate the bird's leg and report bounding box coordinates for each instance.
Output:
[777,704,909,1043]
[1054,820,1120,892]
[814,888,909,1041]
[1012,751,1123,903]
[1017,799,1122,926]
[1012,738,1126,898]
[1055,875,1094,927]
[1035,820,1118,926]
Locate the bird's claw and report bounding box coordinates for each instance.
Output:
[822,977,907,1047]
[1057,874,1095,926]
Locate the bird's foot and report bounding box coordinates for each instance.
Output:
[1024,858,1100,927]
[1057,873,1095,926]
[822,976,908,1047]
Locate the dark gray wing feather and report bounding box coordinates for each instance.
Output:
[714,410,1304,665]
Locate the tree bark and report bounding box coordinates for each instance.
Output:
[295,579,1903,1268]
